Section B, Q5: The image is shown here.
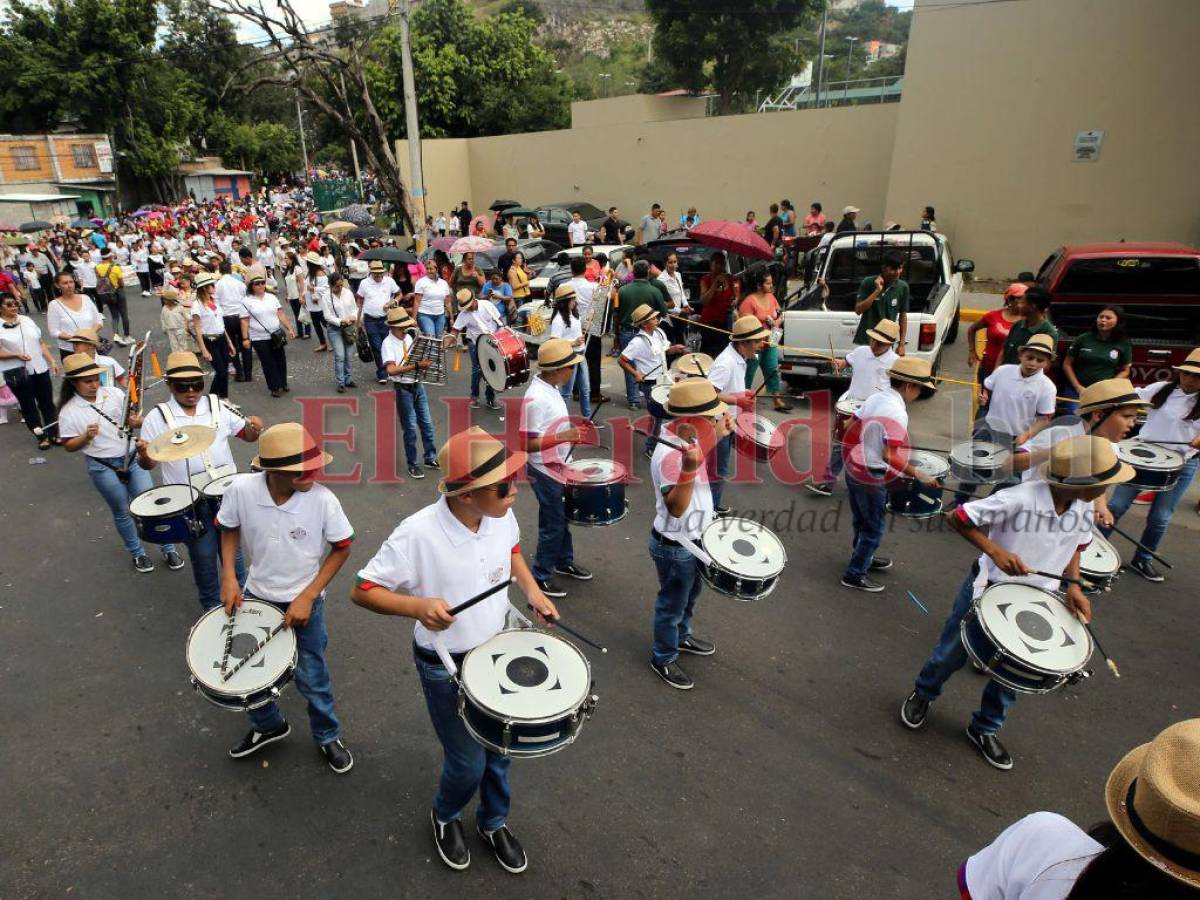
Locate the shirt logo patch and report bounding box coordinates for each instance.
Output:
[289,527,308,541]
[1110,349,1118,359]
[488,567,505,584]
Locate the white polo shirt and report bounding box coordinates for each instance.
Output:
[521,374,571,474]
[1137,381,1200,459]
[240,294,283,342]
[620,328,670,382]
[984,364,1057,437]
[707,342,747,397]
[452,298,503,342]
[959,479,1094,599]
[357,497,520,654]
[58,387,128,458]
[965,812,1102,900]
[844,344,897,401]
[548,312,582,343]
[140,395,246,486]
[381,331,418,385]
[567,220,587,245]
[1015,419,1086,483]
[216,474,354,605]
[853,386,908,474]
[413,276,451,317]
[214,274,246,317]
[192,300,226,337]
[651,424,714,540]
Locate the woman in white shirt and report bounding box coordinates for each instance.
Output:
[46,271,105,359]
[239,274,296,398]
[0,294,60,448]
[189,273,235,398]
[322,271,360,393]
[413,259,452,337]
[283,250,306,338]
[549,284,590,418]
[132,241,151,295]
[304,252,331,352]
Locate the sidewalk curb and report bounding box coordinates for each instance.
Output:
[960,308,986,323]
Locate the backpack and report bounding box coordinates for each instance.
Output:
[96,263,118,300]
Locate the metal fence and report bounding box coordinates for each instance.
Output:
[758,76,903,113]
[311,177,362,214]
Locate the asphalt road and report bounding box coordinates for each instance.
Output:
[2,287,1197,899]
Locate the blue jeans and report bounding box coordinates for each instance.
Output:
[619,329,639,404]
[844,472,886,579]
[560,362,592,419]
[185,523,245,611]
[1105,455,1198,561]
[247,595,340,746]
[639,381,663,455]
[710,433,733,510]
[418,312,446,337]
[363,314,389,382]
[528,464,573,581]
[648,533,703,665]
[415,652,511,831]
[327,324,353,387]
[87,456,176,559]
[395,384,438,468]
[467,340,496,404]
[914,570,1017,735]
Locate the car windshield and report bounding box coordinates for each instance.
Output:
[1056,256,1200,296]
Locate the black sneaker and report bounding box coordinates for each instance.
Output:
[337,384,346,393]
[650,660,694,690]
[553,563,592,581]
[346,381,357,388]
[432,810,470,870]
[678,636,716,656]
[1126,557,1164,583]
[164,550,185,571]
[900,691,929,729]
[133,554,154,574]
[424,458,441,470]
[377,378,387,385]
[869,556,894,571]
[229,722,291,758]
[477,824,527,874]
[713,505,732,517]
[486,400,502,411]
[408,465,425,479]
[806,481,834,497]
[536,578,566,598]
[469,399,481,410]
[966,724,1013,771]
[841,574,884,592]
[321,738,354,774]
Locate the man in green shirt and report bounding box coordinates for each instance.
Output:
[1001,286,1059,366]
[853,251,910,353]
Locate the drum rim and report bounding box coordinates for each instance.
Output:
[459,629,593,724]
[1079,534,1120,575]
[185,600,298,696]
[458,711,584,758]
[971,583,1093,675]
[1116,439,1184,470]
[948,441,1011,467]
[835,396,864,414]
[563,458,627,483]
[906,449,951,478]
[200,470,242,499]
[960,615,1066,694]
[698,567,779,601]
[130,483,201,516]
[699,516,788,576]
[733,411,781,445]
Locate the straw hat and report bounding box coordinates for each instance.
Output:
[251,422,333,473]
[164,351,205,380]
[670,352,715,378]
[161,286,179,301]
[1018,332,1057,359]
[664,378,728,418]
[1039,434,1135,489]
[62,353,105,379]
[1105,718,1200,888]
[842,205,860,215]
[67,326,101,347]
[437,425,527,496]
[888,357,937,391]
[537,337,584,371]
[630,303,660,327]
[386,307,414,328]
[304,251,324,266]
[1077,378,1150,417]
[865,317,900,345]
[246,273,267,286]
[194,272,218,290]
[1173,348,1200,376]
[367,260,385,273]
[731,315,770,342]
[455,288,475,306]
[553,284,577,302]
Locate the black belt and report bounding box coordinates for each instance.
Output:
[651,528,682,547]
[413,641,467,668]
[364,313,385,321]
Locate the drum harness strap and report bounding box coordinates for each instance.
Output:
[157,395,223,482]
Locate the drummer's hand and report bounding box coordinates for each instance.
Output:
[85,423,100,440]
[555,426,583,446]
[831,358,847,371]
[127,411,143,428]
[1094,505,1114,529]
[680,443,704,473]
[714,411,735,439]
[990,547,1031,577]
[418,597,456,631]
[135,437,149,455]
[283,592,314,628]
[418,359,431,369]
[221,577,244,615]
[442,333,455,348]
[528,589,558,625]
[917,472,940,488]
[1064,583,1092,624]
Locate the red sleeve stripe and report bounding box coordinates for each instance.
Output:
[355,577,381,591]
[958,862,971,899]
[954,506,972,525]
[511,543,520,554]
[330,536,354,550]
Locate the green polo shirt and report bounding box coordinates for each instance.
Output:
[853,276,910,345]
[1002,318,1059,366]
[617,278,670,331]
[1068,332,1132,387]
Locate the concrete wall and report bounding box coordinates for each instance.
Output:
[570,94,708,129]
[398,138,471,222]
[884,0,1200,277]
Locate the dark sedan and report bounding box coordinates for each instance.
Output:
[535,202,633,248]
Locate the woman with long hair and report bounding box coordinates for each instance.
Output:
[508,251,531,305]
[304,252,330,352]
[189,272,235,398]
[283,250,309,339]
[738,271,790,412]
[240,274,297,398]
[0,294,60,448]
[1062,304,1132,408]
[548,284,590,417]
[46,270,105,360]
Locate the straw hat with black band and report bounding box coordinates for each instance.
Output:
[368,260,385,274]
[62,352,105,380]
[664,379,728,419]
[1174,347,1200,376]
[194,272,218,290]
[164,351,205,381]
[888,357,938,392]
[537,337,583,372]
[386,307,415,328]
[67,326,101,347]
[865,317,900,345]
[1039,434,1135,490]
[304,251,324,267]
[1019,332,1057,360]
[630,304,660,328]
[437,426,527,496]
[456,288,475,308]
[1077,377,1151,418]
[251,422,333,473]
[730,315,769,343]
[553,284,576,302]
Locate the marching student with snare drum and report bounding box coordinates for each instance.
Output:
[217,423,355,772]
[381,307,439,480]
[705,314,769,514]
[900,435,1135,771]
[620,304,686,457]
[137,351,262,609]
[352,427,558,874]
[445,287,504,411]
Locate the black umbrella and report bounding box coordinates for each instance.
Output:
[359,247,419,265]
[339,204,375,226]
[347,225,385,240]
[70,218,93,228]
[489,200,521,212]
[501,206,537,217]
[19,220,52,233]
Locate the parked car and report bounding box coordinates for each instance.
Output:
[528,244,635,299]
[1034,242,1200,385]
[418,237,561,280]
[642,233,755,312]
[535,202,633,248]
[779,230,972,390]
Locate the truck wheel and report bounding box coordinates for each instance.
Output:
[945,306,961,344]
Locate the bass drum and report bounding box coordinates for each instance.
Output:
[477,327,530,393]
[129,484,206,544]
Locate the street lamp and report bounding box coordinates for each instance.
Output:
[844,36,859,105]
[598,73,612,98]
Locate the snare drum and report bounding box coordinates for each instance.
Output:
[186,600,298,711]
[458,629,597,758]
[646,383,671,420]
[886,450,949,518]
[949,441,1012,484]
[193,464,239,518]
[960,582,1093,694]
[477,327,530,393]
[834,396,864,419]
[696,517,787,601]
[733,412,784,462]
[1078,534,1121,594]
[563,458,628,526]
[129,484,206,544]
[1115,439,1184,492]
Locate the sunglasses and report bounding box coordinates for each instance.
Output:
[171,379,205,392]
[489,476,518,499]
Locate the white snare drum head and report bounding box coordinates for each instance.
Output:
[130,483,199,517]
[197,465,240,498]
[189,463,238,491]
[564,458,626,484]
[650,383,671,405]
[1116,440,1183,471]
[949,441,1010,469]
[907,449,950,479]
[186,600,297,696]
[835,396,864,417]
[700,517,787,578]
[1079,534,1120,576]
[977,583,1092,674]
[461,629,591,723]
[734,412,779,447]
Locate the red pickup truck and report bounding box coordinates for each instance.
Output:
[1037,242,1200,385]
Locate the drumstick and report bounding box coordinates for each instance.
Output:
[221,622,285,682]
[905,590,929,614]
[563,399,609,463]
[219,607,238,675]
[448,577,515,616]
[1081,619,1120,678]
[1032,570,1093,590]
[634,428,689,453]
[753,368,782,397]
[527,604,607,653]
[1107,524,1173,569]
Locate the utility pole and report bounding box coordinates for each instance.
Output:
[295,97,310,182]
[845,36,858,105]
[338,70,364,199]
[814,0,828,109]
[395,0,426,252]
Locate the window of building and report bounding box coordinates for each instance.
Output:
[12,146,39,170]
[71,144,97,168]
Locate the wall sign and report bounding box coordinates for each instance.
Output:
[1073,130,1104,162]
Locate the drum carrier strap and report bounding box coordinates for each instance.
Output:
[156,395,223,479]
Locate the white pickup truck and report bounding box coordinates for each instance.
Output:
[779,231,973,388]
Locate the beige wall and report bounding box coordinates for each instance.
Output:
[397,137,472,223]
[885,0,1200,278]
[570,94,708,128]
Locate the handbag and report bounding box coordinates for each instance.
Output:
[245,303,288,351]
[355,325,373,362]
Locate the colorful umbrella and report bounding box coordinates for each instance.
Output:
[468,214,492,238]
[429,237,457,253]
[687,220,774,261]
[450,236,495,254]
